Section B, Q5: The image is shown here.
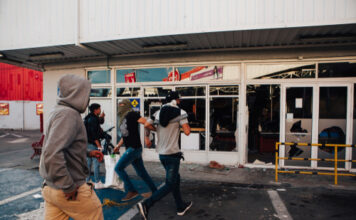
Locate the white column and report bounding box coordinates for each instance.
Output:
[239,63,247,164]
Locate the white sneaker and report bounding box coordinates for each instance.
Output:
[94,181,106,189]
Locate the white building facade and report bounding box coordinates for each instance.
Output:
[1,0,356,171]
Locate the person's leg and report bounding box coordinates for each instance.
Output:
[93,156,101,183]
[114,147,138,193]
[70,183,104,220]
[132,153,157,193]
[87,143,97,182]
[170,167,184,210]
[42,187,69,220]
[42,184,103,220]
[168,159,192,215]
[143,155,181,209]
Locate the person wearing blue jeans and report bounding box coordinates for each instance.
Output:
[144,154,184,210]
[113,99,157,201]
[86,143,101,183]
[137,91,193,219]
[114,147,157,199]
[84,103,106,189]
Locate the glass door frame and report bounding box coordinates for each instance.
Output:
[318,83,354,171]
[280,83,353,170]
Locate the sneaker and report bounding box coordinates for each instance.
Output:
[137,202,148,220]
[141,191,152,198]
[94,181,106,189]
[177,201,193,216]
[121,191,139,201]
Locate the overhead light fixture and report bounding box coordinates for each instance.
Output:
[299,35,356,42]
[142,43,187,50]
[29,52,64,60]
[0,53,4,58]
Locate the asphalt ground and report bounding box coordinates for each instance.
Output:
[1,130,356,220]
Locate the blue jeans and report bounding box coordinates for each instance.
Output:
[87,143,101,183]
[143,154,184,211]
[114,147,157,193]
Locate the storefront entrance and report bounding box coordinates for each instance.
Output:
[87,61,355,168]
[246,83,353,170]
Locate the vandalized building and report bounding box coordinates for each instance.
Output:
[1,0,355,172]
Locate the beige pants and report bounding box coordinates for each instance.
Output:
[42,183,103,220]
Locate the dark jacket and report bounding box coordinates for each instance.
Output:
[84,113,104,145]
[159,105,180,127]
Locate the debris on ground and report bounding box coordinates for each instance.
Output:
[209,161,225,170]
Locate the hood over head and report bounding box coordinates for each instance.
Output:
[57,74,91,113]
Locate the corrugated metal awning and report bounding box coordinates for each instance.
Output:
[1,24,356,69]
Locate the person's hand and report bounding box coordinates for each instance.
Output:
[89,150,104,162]
[145,136,152,148]
[99,111,105,118]
[113,146,120,153]
[64,187,78,201]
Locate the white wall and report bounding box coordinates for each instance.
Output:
[43,68,86,132]
[0,0,76,50]
[2,0,356,50]
[0,101,41,130]
[80,0,356,43]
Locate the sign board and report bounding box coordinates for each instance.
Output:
[0,103,9,115]
[36,103,43,115]
[190,66,223,81]
[129,98,140,111]
[125,72,136,83]
[163,70,180,81]
[295,98,303,108]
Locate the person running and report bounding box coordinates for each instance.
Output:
[137,91,192,219]
[84,103,106,189]
[40,74,104,220]
[113,99,157,201]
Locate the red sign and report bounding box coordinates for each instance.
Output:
[125,72,136,83]
[0,103,9,115]
[163,70,180,82]
[36,103,43,115]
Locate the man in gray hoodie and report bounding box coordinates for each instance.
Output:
[40,74,104,220]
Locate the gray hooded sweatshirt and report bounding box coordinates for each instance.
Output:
[39,74,91,193]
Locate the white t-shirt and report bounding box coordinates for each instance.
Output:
[149,107,188,155]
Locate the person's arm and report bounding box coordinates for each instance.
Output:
[41,112,77,194]
[144,121,156,131]
[94,140,102,150]
[137,116,147,125]
[180,110,191,136]
[87,150,104,162]
[182,123,191,136]
[99,111,105,124]
[113,138,124,153]
[138,117,154,147]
